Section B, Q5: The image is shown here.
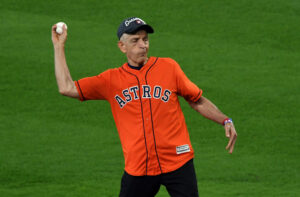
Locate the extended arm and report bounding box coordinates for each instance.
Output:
[51,24,79,98]
[188,96,237,153]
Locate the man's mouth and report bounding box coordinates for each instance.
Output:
[138,52,147,57]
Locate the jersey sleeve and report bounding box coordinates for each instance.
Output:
[172,59,203,102]
[74,70,111,101]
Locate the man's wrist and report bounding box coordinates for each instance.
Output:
[223,118,233,125]
[54,43,65,50]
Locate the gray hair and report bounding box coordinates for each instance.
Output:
[120,33,130,42]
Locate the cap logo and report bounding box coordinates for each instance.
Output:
[125,17,146,26]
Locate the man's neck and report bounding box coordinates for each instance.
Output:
[127,58,148,68]
[128,62,144,70]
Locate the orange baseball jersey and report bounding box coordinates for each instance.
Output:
[74,57,202,176]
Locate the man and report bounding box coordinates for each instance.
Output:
[51,17,237,197]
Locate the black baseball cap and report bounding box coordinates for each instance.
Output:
[117,17,154,40]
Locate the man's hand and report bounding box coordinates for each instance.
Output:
[51,24,67,47]
[224,122,237,154]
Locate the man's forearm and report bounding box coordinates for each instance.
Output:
[188,96,228,125]
[54,45,78,97]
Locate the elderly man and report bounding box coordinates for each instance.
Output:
[51,17,237,197]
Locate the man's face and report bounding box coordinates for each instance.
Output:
[118,30,149,66]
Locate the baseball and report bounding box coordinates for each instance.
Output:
[56,22,67,34]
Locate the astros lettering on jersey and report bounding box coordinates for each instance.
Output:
[75,57,202,176]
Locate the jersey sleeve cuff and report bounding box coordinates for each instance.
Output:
[74,81,85,101]
[192,89,203,103]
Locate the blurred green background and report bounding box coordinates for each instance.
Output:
[0,0,299,196]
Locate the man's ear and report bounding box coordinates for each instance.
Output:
[118,41,127,53]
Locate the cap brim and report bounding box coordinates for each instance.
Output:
[126,24,154,34]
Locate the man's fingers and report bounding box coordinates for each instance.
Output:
[62,24,67,34]
[52,25,57,33]
[52,23,68,46]
[225,126,230,138]
[225,128,236,146]
[224,123,237,153]
[52,24,67,36]
[229,135,237,154]
[226,129,237,153]
[226,134,234,150]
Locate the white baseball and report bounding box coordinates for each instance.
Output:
[56,22,67,34]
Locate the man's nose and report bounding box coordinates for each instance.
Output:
[138,39,147,48]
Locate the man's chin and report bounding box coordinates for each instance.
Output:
[137,56,148,65]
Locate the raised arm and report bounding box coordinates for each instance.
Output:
[51,24,79,98]
[188,96,237,154]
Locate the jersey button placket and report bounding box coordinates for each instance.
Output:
[138,77,152,174]
[142,91,153,173]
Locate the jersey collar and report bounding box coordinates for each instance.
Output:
[122,57,157,75]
